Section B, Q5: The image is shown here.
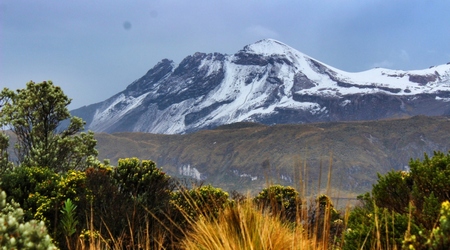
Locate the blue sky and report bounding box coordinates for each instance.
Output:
[1,0,450,109]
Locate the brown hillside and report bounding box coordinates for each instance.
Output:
[95,115,450,197]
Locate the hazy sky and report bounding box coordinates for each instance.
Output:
[2,0,450,109]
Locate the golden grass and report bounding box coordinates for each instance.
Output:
[179,156,338,250]
[180,200,317,250]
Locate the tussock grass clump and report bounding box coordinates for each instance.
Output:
[180,199,314,250]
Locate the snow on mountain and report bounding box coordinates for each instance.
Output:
[71,39,450,134]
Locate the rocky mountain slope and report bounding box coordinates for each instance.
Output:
[72,39,450,134]
[94,115,450,196]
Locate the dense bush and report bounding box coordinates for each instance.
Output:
[344,151,450,249]
[344,194,413,250]
[113,158,175,247]
[113,157,174,211]
[0,132,12,174]
[0,158,176,249]
[78,164,128,239]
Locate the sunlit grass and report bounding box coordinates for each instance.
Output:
[180,199,315,250]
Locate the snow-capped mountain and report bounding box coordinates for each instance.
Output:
[72,39,450,134]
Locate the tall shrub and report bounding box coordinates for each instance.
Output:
[0,80,97,171]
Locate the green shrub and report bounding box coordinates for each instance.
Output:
[409,151,450,229]
[0,165,89,248]
[58,170,87,204]
[113,157,173,210]
[345,151,450,249]
[112,158,175,248]
[372,170,411,214]
[0,166,59,226]
[344,197,414,250]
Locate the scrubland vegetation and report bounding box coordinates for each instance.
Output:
[1,81,450,249]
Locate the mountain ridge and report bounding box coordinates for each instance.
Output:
[72,39,450,134]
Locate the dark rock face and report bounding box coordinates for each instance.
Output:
[292,72,316,91]
[149,53,226,110]
[233,52,269,66]
[184,101,232,126]
[408,74,438,85]
[125,59,175,96]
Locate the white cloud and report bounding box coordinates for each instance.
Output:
[372,60,394,69]
[246,25,279,39]
[399,49,410,62]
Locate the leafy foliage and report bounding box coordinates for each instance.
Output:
[0,165,90,248]
[409,152,450,228]
[344,197,414,250]
[0,190,57,249]
[0,80,97,171]
[0,166,60,224]
[60,198,78,236]
[60,198,79,249]
[372,170,411,214]
[0,132,12,174]
[426,201,450,249]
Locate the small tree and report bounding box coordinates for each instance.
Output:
[0,80,97,172]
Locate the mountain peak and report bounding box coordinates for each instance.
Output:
[72,39,450,134]
[242,38,298,56]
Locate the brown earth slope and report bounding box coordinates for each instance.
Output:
[94,115,450,198]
